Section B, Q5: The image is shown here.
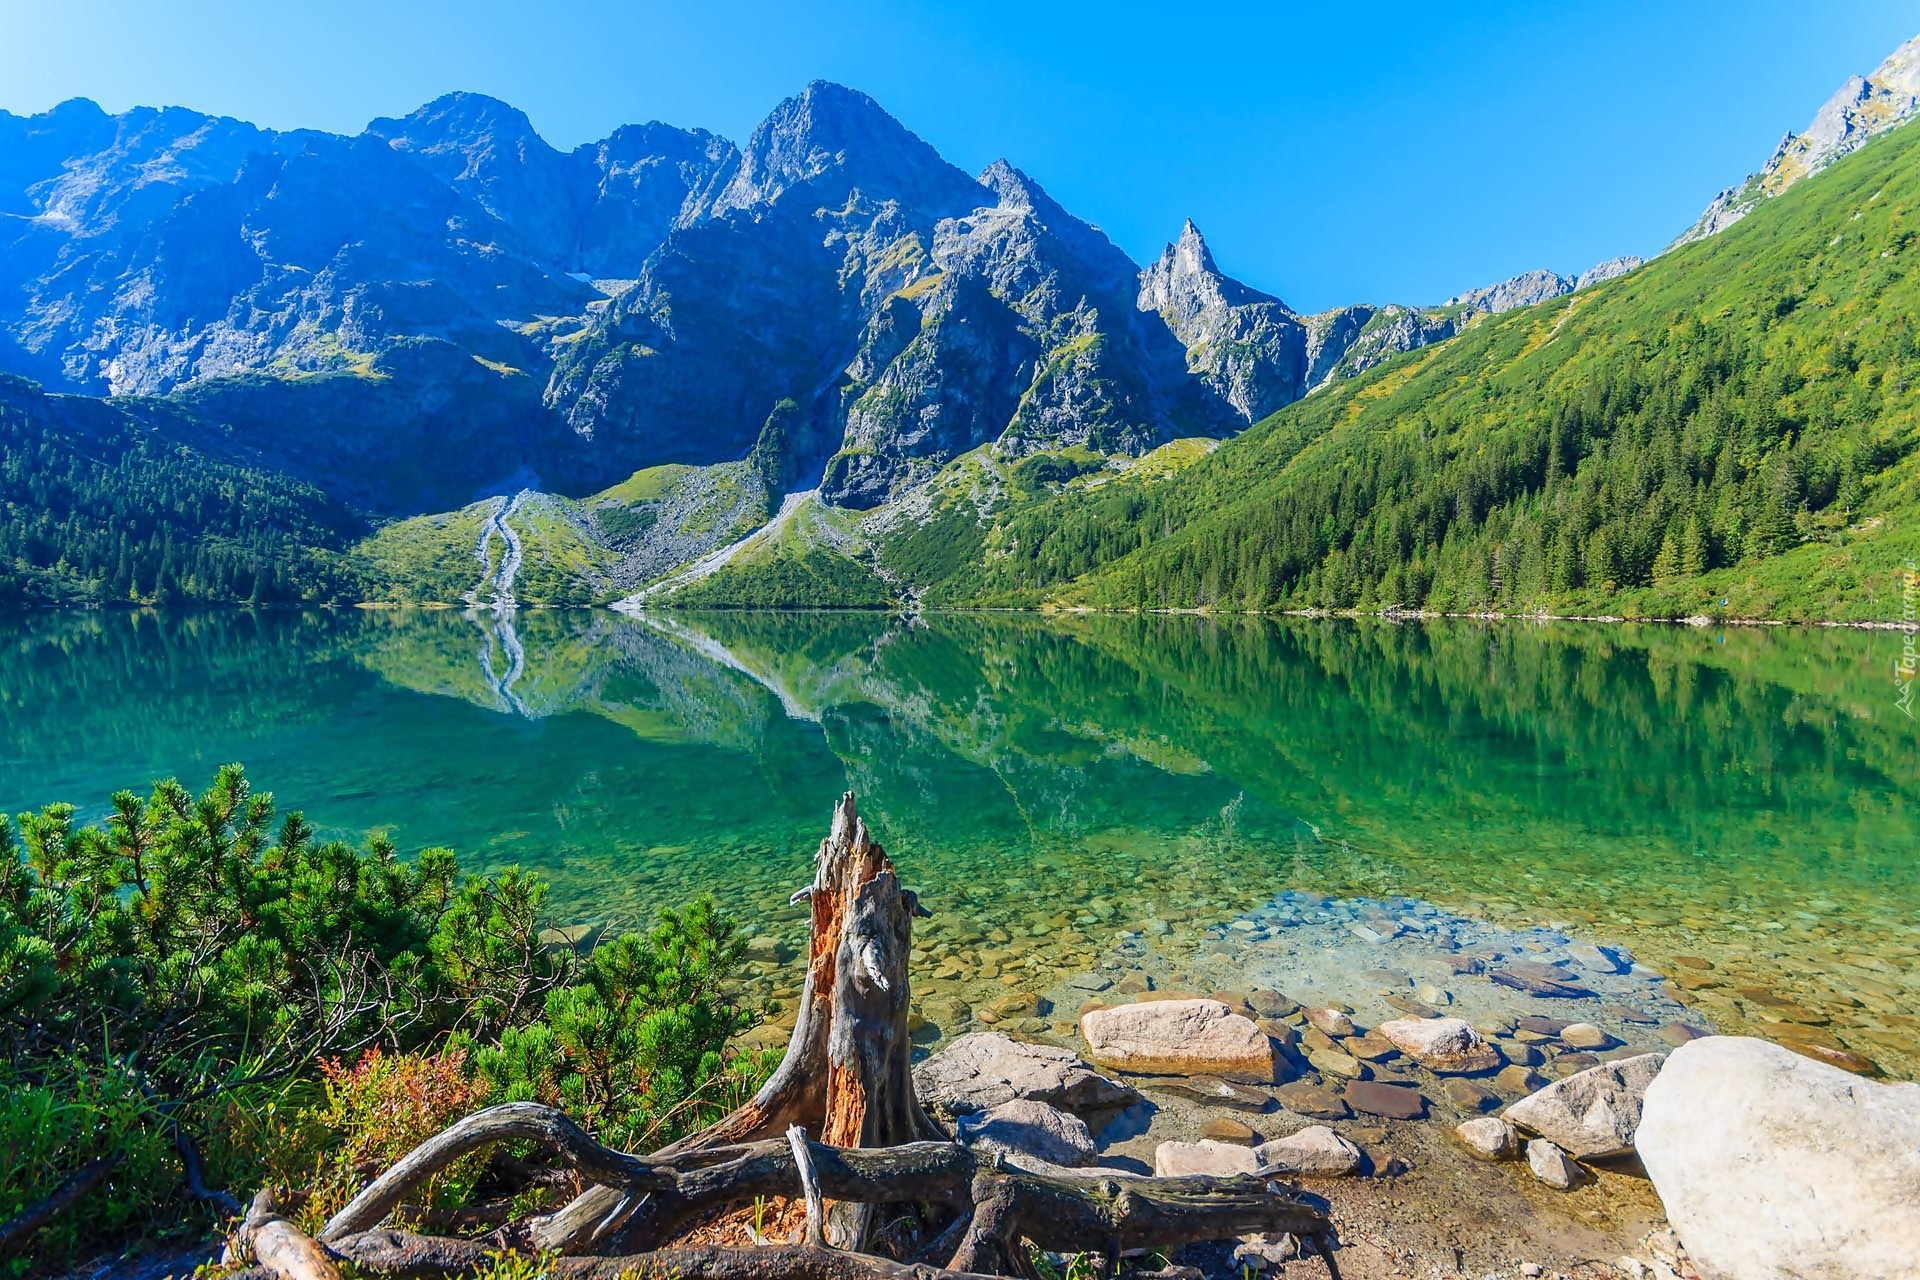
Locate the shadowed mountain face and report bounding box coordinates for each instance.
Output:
[0,84,1465,513]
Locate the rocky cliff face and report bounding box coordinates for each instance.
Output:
[0,83,1474,516]
[1137,220,1308,423]
[1676,33,1920,247]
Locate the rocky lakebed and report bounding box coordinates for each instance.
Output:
[724,890,1918,1279]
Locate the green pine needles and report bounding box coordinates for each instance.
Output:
[0,765,772,1272]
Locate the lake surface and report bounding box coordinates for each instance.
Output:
[3,607,1915,1077]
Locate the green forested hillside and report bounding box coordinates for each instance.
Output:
[0,377,369,605]
[1022,118,1920,618]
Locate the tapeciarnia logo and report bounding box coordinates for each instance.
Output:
[1899,559,1918,719]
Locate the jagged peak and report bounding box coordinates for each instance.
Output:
[1139,219,1282,312]
[368,92,544,151]
[978,158,1045,208]
[706,80,974,219]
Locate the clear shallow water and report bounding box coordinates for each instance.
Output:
[2,608,1915,1076]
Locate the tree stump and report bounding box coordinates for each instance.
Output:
[534,792,943,1254]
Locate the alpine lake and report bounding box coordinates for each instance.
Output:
[5,606,1916,1085]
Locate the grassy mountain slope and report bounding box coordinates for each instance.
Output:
[1038,117,1920,619]
[352,462,773,605]
[0,375,367,605]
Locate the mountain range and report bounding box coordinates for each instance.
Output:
[3,33,1918,617]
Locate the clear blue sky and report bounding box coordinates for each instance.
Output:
[2,1,1915,311]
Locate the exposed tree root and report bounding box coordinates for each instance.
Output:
[251,793,1341,1277]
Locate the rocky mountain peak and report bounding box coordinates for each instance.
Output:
[368,92,545,158]
[705,80,977,220]
[1676,31,1920,246]
[1139,219,1281,313]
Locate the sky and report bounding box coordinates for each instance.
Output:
[1,1,1915,312]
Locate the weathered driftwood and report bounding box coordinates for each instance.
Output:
[331,1230,1002,1279]
[319,1101,672,1241]
[238,1189,343,1280]
[299,792,1340,1277]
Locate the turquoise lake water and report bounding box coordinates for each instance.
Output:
[2,607,1915,1075]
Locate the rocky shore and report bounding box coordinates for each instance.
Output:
[728,889,1917,1277]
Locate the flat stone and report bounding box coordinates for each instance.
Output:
[1154,1137,1258,1178]
[1255,1019,1300,1051]
[1638,1036,1920,1280]
[1670,955,1714,970]
[1445,956,1487,975]
[1518,1016,1572,1036]
[1307,1047,1367,1080]
[1343,1081,1427,1120]
[914,1032,1140,1117]
[963,1099,1097,1167]
[1441,1077,1502,1113]
[1081,999,1278,1082]
[1793,1043,1881,1076]
[1066,972,1112,992]
[1526,1138,1585,1190]
[1607,1004,1659,1026]
[1414,982,1453,1007]
[1275,1080,1350,1120]
[1304,1007,1356,1037]
[1503,1052,1666,1159]
[1254,1125,1363,1177]
[1568,943,1629,973]
[1114,972,1152,994]
[1655,1022,1710,1047]
[1456,1116,1519,1160]
[1495,1065,1547,1094]
[1384,994,1440,1017]
[1361,968,1410,987]
[1146,1075,1275,1112]
[1248,989,1299,1019]
[1200,1116,1256,1143]
[1345,1032,1399,1062]
[1560,1023,1617,1051]
[1491,969,1596,999]
[1378,1017,1503,1074]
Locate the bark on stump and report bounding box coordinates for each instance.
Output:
[534,791,943,1254]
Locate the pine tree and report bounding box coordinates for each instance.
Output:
[1652,529,1681,584]
[1680,514,1709,577]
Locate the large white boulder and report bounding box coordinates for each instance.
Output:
[1503,1052,1664,1159]
[913,1031,1139,1116]
[1637,1036,1920,1280]
[1081,999,1279,1081]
